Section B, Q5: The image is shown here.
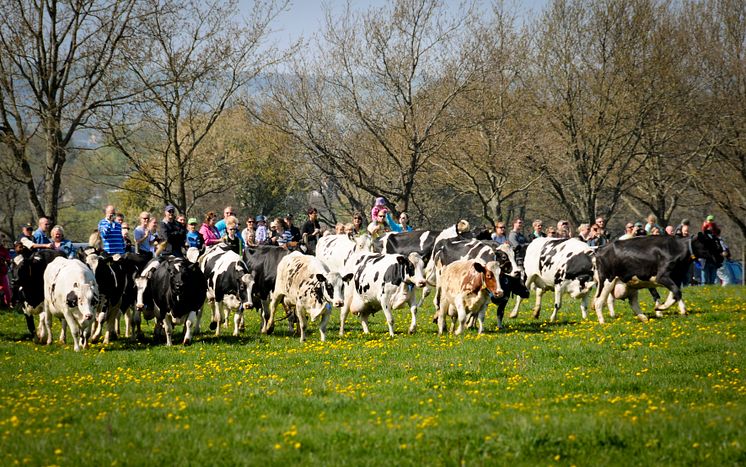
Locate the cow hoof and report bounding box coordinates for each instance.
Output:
[266,324,275,335]
[636,314,649,323]
[209,322,217,331]
[655,311,664,318]
[183,338,191,346]
[408,327,416,334]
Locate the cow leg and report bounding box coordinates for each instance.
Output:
[477,305,487,334]
[606,294,617,319]
[339,300,350,337]
[233,307,243,336]
[408,293,418,335]
[264,294,281,335]
[549,287,563,322]
[104,310,119,344]
[454,299,467,335]
[381,304,395,338]
[579,293,590,320]
[211,301,222,336]
[627,289,648,322]
[163,317,174,346]
[25,314,36,338]
[295,303,306,343]
[319,307,330,342]
[436,301,447,336]
[495,301,507,330]
[63,310,82,352]
[509,296,522,319]
[183,311,197,345]
[58,317,67,344]
[532,288,544,319]
[360,314,371,334]
[655,291,677,315]
[593,279,615,324]
[124,308,133,338]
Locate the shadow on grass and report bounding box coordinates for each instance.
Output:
[499,319,579,334]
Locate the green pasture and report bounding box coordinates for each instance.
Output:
[0,286,744,466]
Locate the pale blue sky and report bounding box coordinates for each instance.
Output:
[240,0,548,50]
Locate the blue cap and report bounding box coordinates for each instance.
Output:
[165,204,176,212]
[255,215,266,222]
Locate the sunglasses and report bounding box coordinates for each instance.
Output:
[166,210,175,214]
[225,212,234,215]
[247,221,254,224]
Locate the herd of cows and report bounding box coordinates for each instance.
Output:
[9,222,724,350]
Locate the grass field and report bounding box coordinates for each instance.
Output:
[0,285,744,466]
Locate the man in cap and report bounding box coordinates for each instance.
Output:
[284,213,301,242]
[157,204,186,257]
[633,221,646,237]
[701,214,721,236]
[99,205,126,254]
[301,208,322,254]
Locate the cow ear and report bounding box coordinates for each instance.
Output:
[66,291,78,308]
[316,273,327,283]
[473,262,486,273]
[343,272,354,282]
[396,256,408,265]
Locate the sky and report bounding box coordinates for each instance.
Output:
[239,0,548,50]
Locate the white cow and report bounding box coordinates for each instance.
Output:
[42,258,100,351]
[267,252,352,342]
[339,252,428,337]
[510,237,595,321]
[315,233,374,273]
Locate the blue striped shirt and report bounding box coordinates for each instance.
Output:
[98,218,126,254]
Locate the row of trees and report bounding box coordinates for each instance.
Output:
[1,0,744,247]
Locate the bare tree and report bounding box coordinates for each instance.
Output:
[0,0,137,223]
[528,0,659,226]
[264,0,481,216]
[432,5,539,226]
[95,0,287,214]
[685,0,746,239]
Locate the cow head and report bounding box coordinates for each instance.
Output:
[563,253,595,298]
[495,243,522,277]
[67,282,99,323]
[235,265,255,310]
[473,261,503,299]
[315,271,351,308]
[693,231,724,267]
[404,252,427,288]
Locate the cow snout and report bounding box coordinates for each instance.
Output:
[84,313,94,321]
[242,301,253,310]
[417,280,427,288]
[333,300,344,308]
[491,289,504,299]
[136,304,144,312]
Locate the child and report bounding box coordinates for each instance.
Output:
[186,218,203,249]
[255,215,269,245]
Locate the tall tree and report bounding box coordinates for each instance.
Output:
[0,0,137,223]
[96,0,287,214]
[264,0,481,216]
[529,0,656,226]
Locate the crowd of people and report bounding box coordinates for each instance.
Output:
[0,199,739,309]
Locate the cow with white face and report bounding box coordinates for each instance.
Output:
[511,237,595,322]
[42,258,100,351]
[199,244,255,336]
[266,252,352,342]
[339,251,428,337]
[435,259,503,335]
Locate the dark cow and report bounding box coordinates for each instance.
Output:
[199,244,255,336]
[378,229,443,262]
[11,246,64,337]
[137,256,207,346]
[429,238,528,329]
[243,245,292,332]
[593,232,724,322]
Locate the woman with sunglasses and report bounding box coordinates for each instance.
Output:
[367,206,390,239]
[220,216,244,255]
[241,217,257,247]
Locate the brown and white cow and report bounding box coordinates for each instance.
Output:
[435,259,503,335]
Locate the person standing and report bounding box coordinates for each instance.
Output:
[556,220,571,238]
[199,211,222,247]
[134,212,153,256]
[367,207,389,239]
[215,206,235,238]
[594,216,612,242]
[17,223,34,244]
[221,216,244,255]
[387,211,413,233]
[577,223,591,241]
[157,204,186,257]
[301,208,322,253]
[32,217,51,245]
[241,217,257,247]
[508,218,528,249]
[121,223,134,252]
[350,212,365,235]
[528,219,546,241]
[186,218,203,249]
[491,222,508,244]
[0,237,12,308]
[50,225,75,258]
[284,214,301,242]
[255,215,269,245]
[99,205,126,255]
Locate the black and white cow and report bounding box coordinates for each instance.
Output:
[11,246,65,337]
[199,244,255,336]
[378,229,442,262]
[242,245,292,332]
[316,233,374,274]
[77,247,129,344]
[339,251,428,337]
[511,237,595,322]
[267,252,351,342]
[135,255,207,346]
[593,232,723,322]
[429,238,528,329]
[41,257,100,351]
